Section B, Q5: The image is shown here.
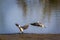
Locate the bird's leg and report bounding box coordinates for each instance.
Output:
[21,32,24,34]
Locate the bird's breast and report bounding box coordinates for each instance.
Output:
[20,28,23,32]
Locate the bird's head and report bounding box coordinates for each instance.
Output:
[37,21,40,23]
[37,21,42,24]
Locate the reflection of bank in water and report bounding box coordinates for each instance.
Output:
[42,0,58,21]
[17,0,27,17]
[17,0,59,22]
[42,0,59,22]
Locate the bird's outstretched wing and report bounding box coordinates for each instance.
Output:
[15,23,20,28]
[21,24,29,30]
[15,24,19,26]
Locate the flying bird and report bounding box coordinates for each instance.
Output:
[15,23,29,33]
[30,21,45,28]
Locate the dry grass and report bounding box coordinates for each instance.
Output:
[0,33,60,40]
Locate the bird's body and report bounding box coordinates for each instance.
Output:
[30,21,45,28]
[30,23,40,26]
[19,27,23,32]
[15,24,29,33]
